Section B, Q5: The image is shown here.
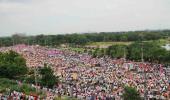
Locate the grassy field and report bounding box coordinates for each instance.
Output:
[59,38,169,52]
[54,96,77,100]
[154,38,170,46]
[0,78,77,99]
[86,38,170,48]
[0,78,44,96]
[60,47,86,53]
[86,41,132,48]
[69,47,85,52]
[87,41,132,45]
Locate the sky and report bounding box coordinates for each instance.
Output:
[0,0,170,36]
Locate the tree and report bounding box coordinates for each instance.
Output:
[120,35,128,41]
[0,30,169,47]
[0,51,28,79]
[40,66,58,88]
[12,33,26,45]
[106,45,127,58]
[127,42,142,61]
[123,86,141,100]
[127,42,168,63]
[163,51,170,64]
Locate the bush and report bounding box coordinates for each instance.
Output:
[0,51,28,79]
[123,86,141,100]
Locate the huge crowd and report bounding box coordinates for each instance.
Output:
[0,44,170,100]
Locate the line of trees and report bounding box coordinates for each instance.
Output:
[0,30,170,46]
[91,42,170,64]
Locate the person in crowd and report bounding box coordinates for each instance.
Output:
[0,44,169,100]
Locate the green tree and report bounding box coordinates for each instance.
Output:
[123,86,141,100]
[127,42,168,63]
[0,51,28,79]
[127,42,142,61]
[107,45,127,58]
[40,66,58,88]
[120,35,128,41]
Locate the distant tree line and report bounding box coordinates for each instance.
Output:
[0,30,170,46]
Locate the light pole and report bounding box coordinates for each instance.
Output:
[141,42,147,100]
[34,67,38,93]
[124,47,126,62]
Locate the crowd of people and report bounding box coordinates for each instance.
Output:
[0,90,39,100]
[0,44,170,100]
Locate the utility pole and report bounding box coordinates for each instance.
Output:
[140,32,147,100]
[124,47,126,62]
[12,38,15,46]
[34,67,38,93]
[44,39,47,46]
[141,38,147,100]
[27,38,30,46]
[32,39,34,45]
[0,39,1,47]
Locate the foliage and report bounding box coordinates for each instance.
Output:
[0,30,170,46]
[24,65,59,89]
[92,48,106,57]
[122,86,141,100]
[20,84,36,94]
[54,96,77,100]
[0,51,28,79]
[0,78,36,95]
[24,69,41,85]
[40,66,59,88]
[106,44,127,58]
[127,42,168,63]
[92,42,170,64]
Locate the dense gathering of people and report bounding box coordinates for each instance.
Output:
[0,44,170,100]
[0,90,39,100]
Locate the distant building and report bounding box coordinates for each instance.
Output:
[162,44,170,51]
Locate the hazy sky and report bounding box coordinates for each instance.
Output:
[0,0,170,36]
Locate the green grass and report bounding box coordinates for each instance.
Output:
[0,78,43,96]
[86,41,132,48]
[155,39,170,46]
[141,38,170,46]
[87,41,132,45]
[67,47,85,53]
[59,38,170,51]
[0,78,19,93]
[54,96,77,100]
[86,38,170,48]
[70,47,84,51]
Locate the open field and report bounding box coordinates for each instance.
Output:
[85,41,132,48]
[87,41,132,46]
[154,38,170,46]
[85,38,170,48]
